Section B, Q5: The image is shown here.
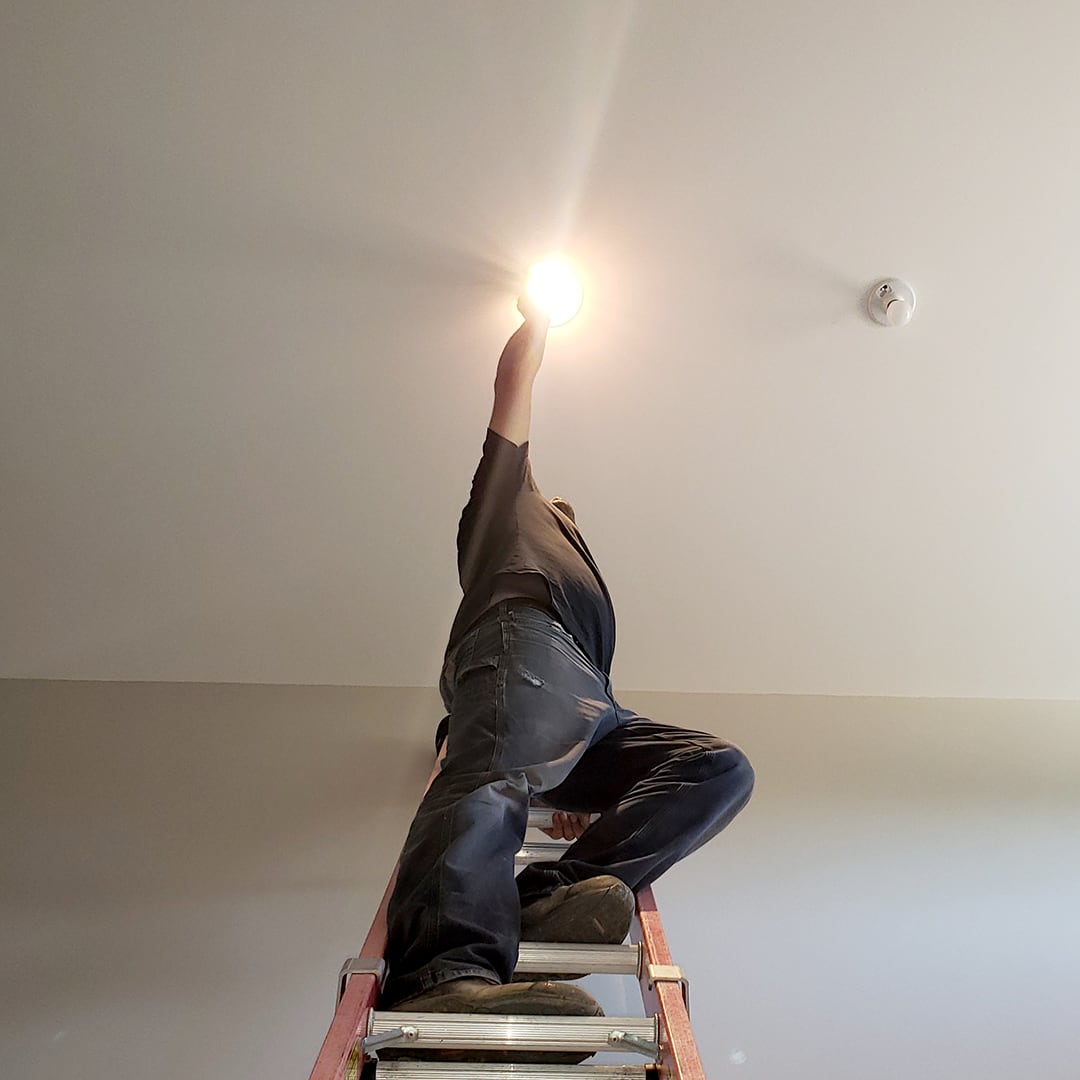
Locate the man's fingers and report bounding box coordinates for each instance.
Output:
[538,811,593,841]
[541,816,567,840]
[517,293,549,326]
[545,811,589,841]
[540,816,561,840]
[569,812,591,839]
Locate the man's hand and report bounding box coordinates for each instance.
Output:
[540,811,592,842]
[488,297,550,445]
[516,293,548,325]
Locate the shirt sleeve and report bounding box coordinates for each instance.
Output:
[456,428,538,590]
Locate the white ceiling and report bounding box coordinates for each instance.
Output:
[4,1,1080,697]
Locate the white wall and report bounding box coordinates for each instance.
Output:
[3,680,1078,1079]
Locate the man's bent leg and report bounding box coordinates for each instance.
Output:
[515,715,754,906]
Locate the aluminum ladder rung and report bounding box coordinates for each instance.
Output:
[375,1063,648,1080]
[515,942,641,976]
[516,840,572,865]
[369,1014,659,1057]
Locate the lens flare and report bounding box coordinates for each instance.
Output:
[526,260,584,327]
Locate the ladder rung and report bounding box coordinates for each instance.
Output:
[369,1014,659,1057]
[376,1064,648,1080]
[515,942,641,976]
[516,841,571,865]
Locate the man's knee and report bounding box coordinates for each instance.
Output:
[726,745,755,804]
[695,742,754,831]
[679,737,754,799]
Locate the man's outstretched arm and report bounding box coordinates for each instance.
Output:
[488,298,550,446]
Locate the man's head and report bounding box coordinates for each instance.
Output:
[551,496,576,524]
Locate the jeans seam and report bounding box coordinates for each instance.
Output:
[489,617,509,772]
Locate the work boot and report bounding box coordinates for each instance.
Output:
[521,875,635,944]
[383,978,603,1064]
[516,876,635,981]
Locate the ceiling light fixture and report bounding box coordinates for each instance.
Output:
[526,259,584,327]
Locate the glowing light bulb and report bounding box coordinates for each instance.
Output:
[526,259,584,327]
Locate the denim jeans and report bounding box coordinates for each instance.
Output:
[382,600,754,1006]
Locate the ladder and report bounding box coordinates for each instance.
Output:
[309,761,707,1080]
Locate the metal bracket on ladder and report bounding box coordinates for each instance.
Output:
[647,962,690,1016]
[337,956,387,1005]
[608,1028,663,1059]
[360,1024,418,1061]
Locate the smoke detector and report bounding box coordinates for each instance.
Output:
[868,279,916,327]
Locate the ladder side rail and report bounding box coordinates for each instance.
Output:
[308,972,379,1080]
[308,754,443,1080]
[630,887,707,1080]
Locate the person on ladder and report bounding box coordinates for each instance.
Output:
[382,296,755,1045]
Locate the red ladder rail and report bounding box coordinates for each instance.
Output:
[632,887,706,1080]
[308,753,444,1080]
[307,877,389,1080]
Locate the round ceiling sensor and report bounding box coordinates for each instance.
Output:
[868,279,916,327]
